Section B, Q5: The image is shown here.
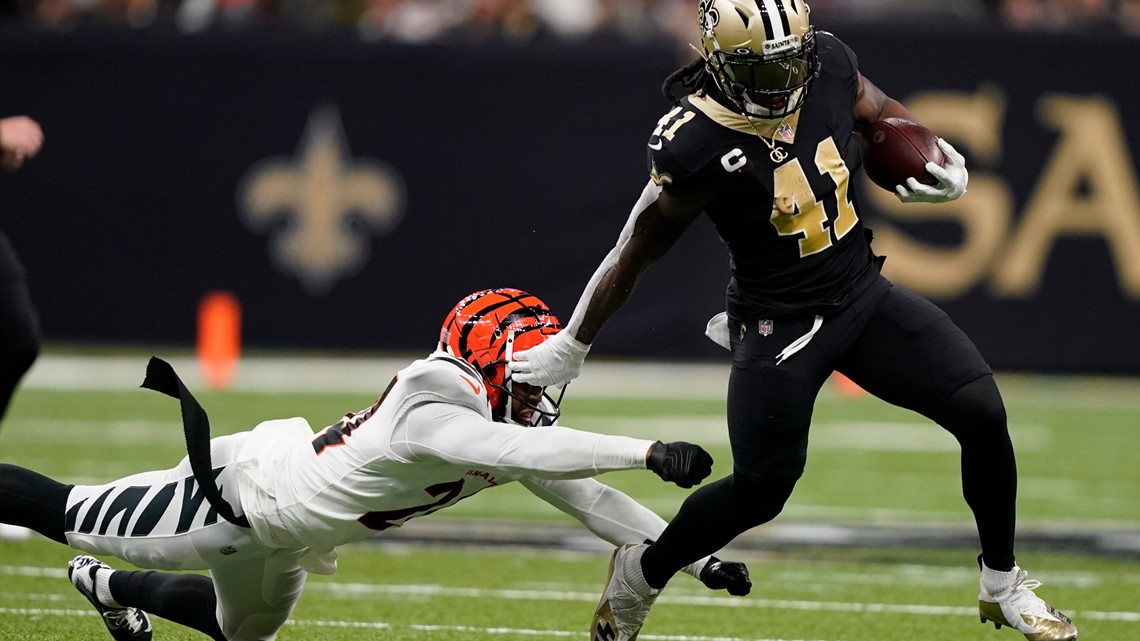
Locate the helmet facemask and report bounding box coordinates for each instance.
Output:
[498,326,565,427]
[707,36,817,119]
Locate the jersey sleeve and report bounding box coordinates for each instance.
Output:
[397,401,653,479]
[645,104,737,197]
[519,477,714,581]
[816,31,860,106]
[519,476,667,544]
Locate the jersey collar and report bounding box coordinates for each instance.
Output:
[688,93,802,143]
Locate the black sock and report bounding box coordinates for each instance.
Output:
[641,474,794,589]
[109,570,226,641]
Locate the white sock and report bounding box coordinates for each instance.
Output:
[93,568,124,608]
[622,545,660,597]
[981,562,1021,596]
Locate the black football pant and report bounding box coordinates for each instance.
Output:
[0,230,40,426]
[0,463,227,640]
[641,276,1016,588]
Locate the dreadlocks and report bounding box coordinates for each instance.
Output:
[661,57,713,105]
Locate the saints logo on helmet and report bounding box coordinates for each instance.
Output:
[439,288,564,426]
[698,0,819,119]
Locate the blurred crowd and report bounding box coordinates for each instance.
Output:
[0,0,1137,39]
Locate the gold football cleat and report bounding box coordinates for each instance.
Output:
[979,566,1078,641]
[590,543,659,641]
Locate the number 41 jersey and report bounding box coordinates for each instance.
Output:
[647,32,881,321]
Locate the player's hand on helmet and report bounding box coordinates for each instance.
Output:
[509,330,590,387]
[699,556,752,596]
[646,441,713,488]
[895,138,968,204]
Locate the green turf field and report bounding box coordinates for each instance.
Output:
[1,362,1138,640]
[1,539,1137,640]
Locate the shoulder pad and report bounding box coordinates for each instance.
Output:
[647,99,732,188]
[399,355,490,414]
[815,31,859,80]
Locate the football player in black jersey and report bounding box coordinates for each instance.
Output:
[510,2,1077,641]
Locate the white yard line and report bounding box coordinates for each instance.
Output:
[2,566,1137,624]
[2,606,1134,641]
[0,608,848,641]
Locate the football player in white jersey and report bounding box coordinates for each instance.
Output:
[0,287,749,641]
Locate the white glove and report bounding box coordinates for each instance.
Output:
[895,138,968,203]
[509,330,591,386]
[704,312,731,351]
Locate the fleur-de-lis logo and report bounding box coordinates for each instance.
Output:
[698,0,719,35]
[238,105,405,295]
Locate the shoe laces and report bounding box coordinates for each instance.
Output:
[73,560,99,586]
[103,607,147,633]
[1001,570,1048,614]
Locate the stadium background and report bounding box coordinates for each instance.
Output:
[3,1,1140,374]
[1,3,1139,640]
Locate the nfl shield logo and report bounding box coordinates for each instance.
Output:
[758,320,774,336]
[776,122,795,143]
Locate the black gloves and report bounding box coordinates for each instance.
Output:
[646,441,713,488]
[699,556,752,596]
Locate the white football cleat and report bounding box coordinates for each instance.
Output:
[979,562,1077,641]
[68,555,153,641]
[591,543,660,641]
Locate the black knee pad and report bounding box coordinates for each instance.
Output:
[736,446,808,488]
[936,375,1008,441]
[734,448,804,510]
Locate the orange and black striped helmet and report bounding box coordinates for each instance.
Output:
[439,288,562,423]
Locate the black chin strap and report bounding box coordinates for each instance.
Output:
[140,357,250,529]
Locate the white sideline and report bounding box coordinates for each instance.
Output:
[22,354,731,399]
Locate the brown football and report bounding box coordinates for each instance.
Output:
[861,118,944,191]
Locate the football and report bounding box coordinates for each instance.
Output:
[860,118,944,192]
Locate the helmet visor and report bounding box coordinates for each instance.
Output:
[712,44,817,118]
[722,55,814,94]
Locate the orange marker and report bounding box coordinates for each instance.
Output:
[832,371,867,400]
[197,291,241,390]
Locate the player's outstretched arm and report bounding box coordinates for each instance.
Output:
[698,557,752,596]
[402,403,712,487]
[646,440,712,489]
[518,477,750,596]
[510,183,703,387]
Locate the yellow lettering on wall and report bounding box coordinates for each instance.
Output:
[866,87,1013,297]
[992,95,1140,297]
